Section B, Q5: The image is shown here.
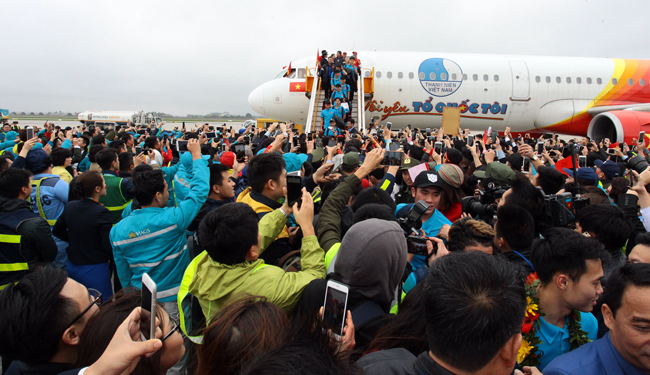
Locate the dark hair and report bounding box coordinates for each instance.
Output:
[0,154,11,172]
[576,204,634,253]
[353,203,396,223]
[76,289,163,375]
[132,163,153,180]
[407,145,424,161]
[199,203,259,265]
[444,148,463,166]
[365,283,428,356]
[196,295,288,375]
[0,168,32,198]
[424,252,526,372]
[536,166,565,195]
[608,177,630,204]
[0,267,78,363]
[50,147,72,167]
[368,167,385,181]
[531,227,608,284]
[87,144,105,163]
[635,232,650,247]
[502,174,545,227]
[95,148,119,170]
[108,139,125,152]
[507,153,523,172]
[118,152,134,172]
[602,263,650,317]
[496,204,535,251]
[447,217,495,253]
[344,139,362,153]
[132,169,166,206]
[69,171,104,201]
[91,134,105,146]
[120,133,133,143]
[350,186,396,212]
[247,153,285,193]
[145,136,159,149]
[209,163,230,192]
[437,184,465,214]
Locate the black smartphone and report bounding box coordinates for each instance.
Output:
[176,140,189,152]
[640,131,646,144]
[578,155,587,168]
[293,136,299,145]
[607,148,616,155]
[308,133,313,141]
[522,157,531,174]
[381,151,405,166]
[406,236,429,255]
[244,136,251,145]
[537,141,544,154]
[233,143,246,162]
[135,146,142,154]
[26,127,34,139]
[467,134,475,147]
[407,124,411,130]
[286,174,303,207]
[434,142,443,154]
[386,122,392,130]
[491,130,498,143]
[205,132,216,138]
[327,139,336,147]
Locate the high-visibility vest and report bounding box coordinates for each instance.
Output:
[177,251,269,344]
[99,174,132,224]
[30,177,59,226]
[0,209,37,289]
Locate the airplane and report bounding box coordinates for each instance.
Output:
[247,50,650,144]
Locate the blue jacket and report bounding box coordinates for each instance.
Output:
[30,174,69,224]
[544,332,645,375]
[110,158,209,302]
[172,152,194,205]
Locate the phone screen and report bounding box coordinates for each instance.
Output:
[537,142,544,154]
[286,175,302,207]
[244,136,251,145]
[491,131,498,143]
[323,284,348,338]
[327,139,336,147]
[386,122,392,130]
[467,134,474,147]
[233,144,246,162]
[26,127,34,139]
[434,142,443,155]
[205,132,216,139]
[522,157,531,173]
[177,140,189,152]
[140,276,156,340]
[578,156,587,168]
[640,132,645,143]
[381,151,405,166]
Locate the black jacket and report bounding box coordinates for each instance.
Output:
[503,248,535,278]
[4,361,80,375]
[52,198,113,265]
[357,348,457,375]
[0,197,57,265]
[188,198,233,232]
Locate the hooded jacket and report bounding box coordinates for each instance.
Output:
[0,197,57,265]
[188,209,325,321]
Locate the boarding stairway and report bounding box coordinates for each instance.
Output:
[304,60,374,134]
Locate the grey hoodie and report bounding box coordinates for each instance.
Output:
[335,219,407,310]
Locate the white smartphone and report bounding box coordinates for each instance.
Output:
[522,157,531,174]
[26,126,34,139]
[466,134,475,147]
[322,280,349,340]
[578,155,587,168]
[176,140,188,152]
[537,140,544,155]
[141,273,157,341]
[434,142,443,154]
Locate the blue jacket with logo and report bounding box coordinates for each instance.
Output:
[110,158,209,302]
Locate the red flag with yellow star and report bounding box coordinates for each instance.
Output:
[289,82,305,92]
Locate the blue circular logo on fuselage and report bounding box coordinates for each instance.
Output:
[418,58,463,97]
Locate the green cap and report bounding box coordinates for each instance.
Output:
[342,152,360,168]
[399,157,420,171]
[474,162,515,184]
[311,147,325,163]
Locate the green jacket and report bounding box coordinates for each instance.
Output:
[188,209,326,321]
[317,174,363,253]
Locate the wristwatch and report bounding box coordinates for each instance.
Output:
[531,155,538,161]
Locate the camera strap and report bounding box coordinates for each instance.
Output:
[512,250,535,272]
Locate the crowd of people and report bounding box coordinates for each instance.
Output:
[1,117,650,375]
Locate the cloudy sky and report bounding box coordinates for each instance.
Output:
[3,0,649,116]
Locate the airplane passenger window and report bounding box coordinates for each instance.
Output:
[463,74,468,80]
[566,77,571,84]
[612,78,618,85]
[430,72,436,80]
[452,73,457,80]
[556,77,561,83]
[576,77,582,84]
[409,72,414,79]
[473,74,478,81]
[377,71,382,78]
[641,79,646,86]
[587,77,592,84]
[419,72,425,80]
[628,79,634,86]
[483,74,488,81]
[441,73,447,80]
[387,72,392,79]
[494,75,499,82]
[597,78,602,85]
[535,76,540,83]
[397,72,403,79]
[546,76,551,83]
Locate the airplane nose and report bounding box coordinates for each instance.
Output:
[248,86,265,116]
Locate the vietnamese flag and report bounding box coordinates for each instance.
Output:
[555,155,577,177]
[290,82,305,92]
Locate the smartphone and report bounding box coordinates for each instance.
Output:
[466,134,475,147]
[233,143,246,162]
[426,127,431,134]
[537,141,544,154]
[293,136,299,145]
[381,151,405,166]
[176,140,189,152]
[286,173,303,207]
[607,148,616,155]
[386,122,392,130]
[522,157,531,174]
[434,142,443,154]
[327,139,336,147]
[578,155,587,168]
[640,131,645,144]
[308,133,313,141]
[407,124,411,130]
[322,280,349,340]
[135,146,142,154]
[205,132,216,139]
[491,130,498,143]
[140,273,157,340]
[427,136,435,143]
[244,136,251,145]
[26,126,34,139]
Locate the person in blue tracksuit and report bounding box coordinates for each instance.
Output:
[110,139,208,319]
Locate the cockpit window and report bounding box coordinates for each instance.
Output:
[297,68,306,79]
[275,70,287,79]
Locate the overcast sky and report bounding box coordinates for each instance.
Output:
[4,0,650,116]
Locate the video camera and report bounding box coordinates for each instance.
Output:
[538,189,589,228]
[397,200,431,256]
[461,180,510,220]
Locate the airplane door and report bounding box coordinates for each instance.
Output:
[509,61,530,101]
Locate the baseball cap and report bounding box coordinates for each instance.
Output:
[399,157,420,171]
[563,167,599,185]
[219,151,235,168]
[594,160,620,180]
[413,170,447,189]
[25,149,51,174]
[283,153,308,173]
[474,162,516,184]
[342,152,360,169]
